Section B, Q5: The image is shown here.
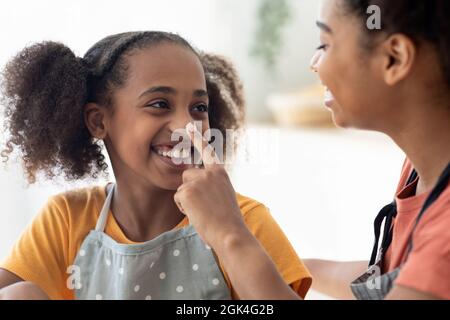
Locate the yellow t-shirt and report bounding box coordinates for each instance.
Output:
[0,185,311,299]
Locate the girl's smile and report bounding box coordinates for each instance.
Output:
[150,142,193,171]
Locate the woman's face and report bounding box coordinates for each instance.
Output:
[311,0,396,130]
[104,42,209,191]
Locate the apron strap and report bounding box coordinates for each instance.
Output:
[405,162,450,255]
[369,202,395,266]
[370,162,450,267]
[95,183,115,232]
[369,168,418,266]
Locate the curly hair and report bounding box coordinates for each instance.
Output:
[342,0,450,87]
[1,32,245,183]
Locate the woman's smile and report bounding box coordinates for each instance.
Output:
[324,87,335,109]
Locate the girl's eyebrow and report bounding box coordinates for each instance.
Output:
[193,89,208,98]
[139,86,176,98]
[316,21,333,33]
[139,86,208,98]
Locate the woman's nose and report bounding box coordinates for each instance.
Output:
[310,51,321,73]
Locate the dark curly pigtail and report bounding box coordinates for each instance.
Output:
[1,41,106,183]
[200,52,246,158]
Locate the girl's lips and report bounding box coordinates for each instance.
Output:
[324,88,335,108]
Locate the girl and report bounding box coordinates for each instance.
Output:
[0,31,311,299]
[175,0,450,300]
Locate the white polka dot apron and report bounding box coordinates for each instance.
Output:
[72,184,231,300]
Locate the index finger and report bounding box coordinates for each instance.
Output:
[186,122,222,169]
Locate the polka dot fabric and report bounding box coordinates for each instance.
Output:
[72,184,231,300]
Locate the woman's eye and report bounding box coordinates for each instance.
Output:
[192,104,209,113]
[147,100,169,109]
[316,44,328,51]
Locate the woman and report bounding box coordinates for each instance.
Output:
[175,0,450,300]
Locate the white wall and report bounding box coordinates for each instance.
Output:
[231,125,405,261]
[210,0,320,121]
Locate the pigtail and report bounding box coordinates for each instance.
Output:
[1,41,106,183]
[200,53,246,161]
[200,53,246,162]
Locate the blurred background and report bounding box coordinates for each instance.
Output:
[0,0,405,299]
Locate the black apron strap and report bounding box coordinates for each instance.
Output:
[369,202,395,266]
[405,162,450,255]
[369,168,418,266]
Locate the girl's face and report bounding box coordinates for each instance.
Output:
[104,43,209,191]
[311,0,398,130]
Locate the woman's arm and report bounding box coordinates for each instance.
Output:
[176,165,301,299]
[0,268,22,289]
[175,124,301,299]
[0,269,49,300]
[216,227,300,300]
[303,259,367,299]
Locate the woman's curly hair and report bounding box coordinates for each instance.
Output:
[1,32,245,183]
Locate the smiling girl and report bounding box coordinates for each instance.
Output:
[0,32,311,299]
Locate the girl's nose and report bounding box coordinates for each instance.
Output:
[310,51,321,73]
[169,111,195,133]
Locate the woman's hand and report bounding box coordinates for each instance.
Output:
[0,281,49,300]
[174,123,249,249]
[174,123,300,300]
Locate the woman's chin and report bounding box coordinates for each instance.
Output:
[330,111,348,128]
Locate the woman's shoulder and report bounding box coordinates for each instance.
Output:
[396,158,414,193]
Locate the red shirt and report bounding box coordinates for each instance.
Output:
[384,159,450,299]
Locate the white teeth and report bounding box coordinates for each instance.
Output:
[172,149,181,158]
[154,147,191,159]
[324,90,334,100]
[181,149,190,158]
[155,148,170,157]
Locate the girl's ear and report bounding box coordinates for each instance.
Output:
[380,34,416,86]
[84,103,108,139]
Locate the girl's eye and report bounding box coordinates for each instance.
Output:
[192,104,209,113]
[147,100,169,109]
[316,44,328,51]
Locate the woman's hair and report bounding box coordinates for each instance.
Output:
[1,32,245,183]
[342,0,450,87]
